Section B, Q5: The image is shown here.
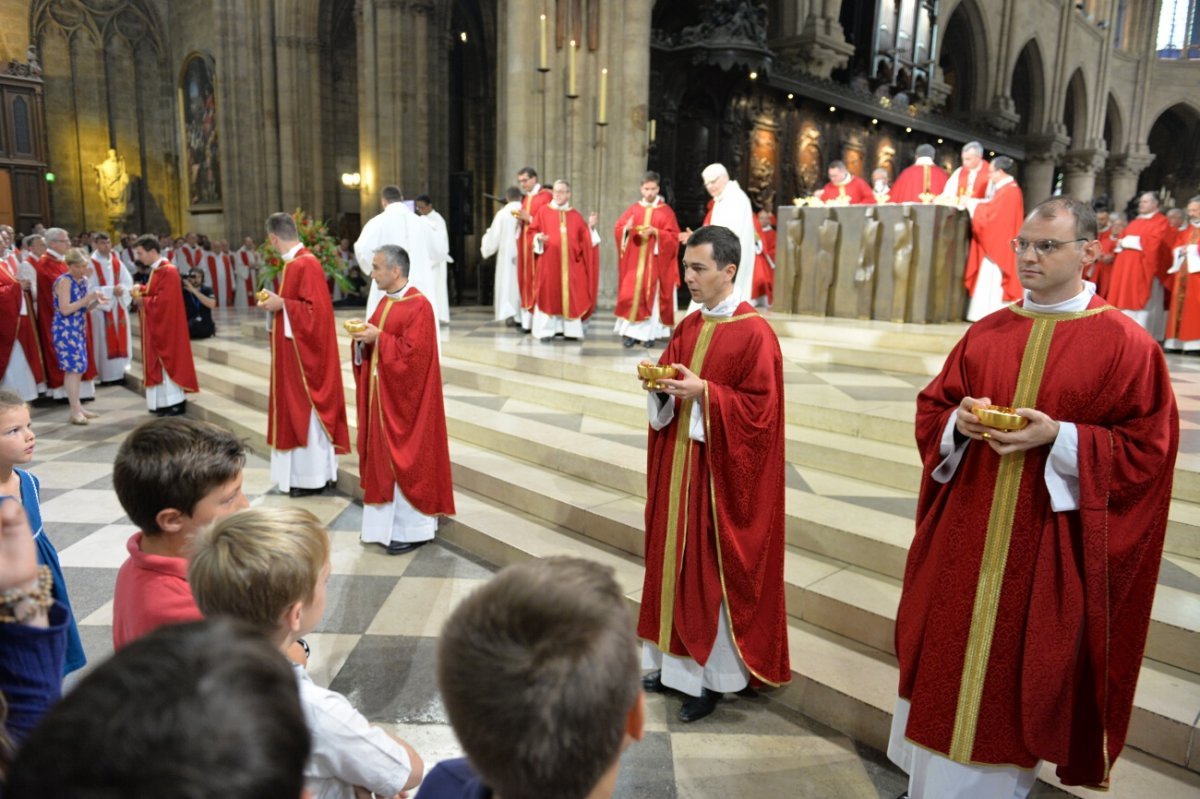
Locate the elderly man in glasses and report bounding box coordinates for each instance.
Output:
[964,156,1024,322]
[1106,192,1175,339]
[888,196,1178,799]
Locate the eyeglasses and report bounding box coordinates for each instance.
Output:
[1010,237,1088,257]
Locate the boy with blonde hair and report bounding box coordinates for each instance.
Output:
[189,506,423,799]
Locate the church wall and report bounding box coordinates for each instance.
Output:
[0,0,32,62]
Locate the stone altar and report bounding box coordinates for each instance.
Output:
[774,203,970,323]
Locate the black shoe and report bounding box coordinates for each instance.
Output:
[623,336,637,348]
[644,339,657,348]
[288,485,327,498]
[154,401,187,417]
[385,540,429,555]
[679,688,721,722]
[641,670,666,693]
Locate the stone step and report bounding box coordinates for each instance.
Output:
[777,337,948,376]
[764,313,968,355]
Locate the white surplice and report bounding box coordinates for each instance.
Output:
[356,202,441,325]
[422,208,453,324]
[481,200,521,322]
[88,252,133,382]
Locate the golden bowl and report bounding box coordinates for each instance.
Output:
[972,405,1028,431]
[343,319,368,334]
[636,224,651,234]
[637,363,677,389]
[130,285,144,298]
[256,289,270,303]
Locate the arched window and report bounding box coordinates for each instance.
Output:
[1156,0,1196,58]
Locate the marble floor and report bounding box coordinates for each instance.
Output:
[31,301,1200,797]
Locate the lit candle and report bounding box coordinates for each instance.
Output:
[568,39,577,97]
[598,68,608,124]
[538,14,548,71]
[649,119,656,142]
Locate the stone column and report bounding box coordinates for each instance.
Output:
[772,0,854,79]
[1020,132,1070,202]
[1060,147,1108,202]
[1106,150,1155,213]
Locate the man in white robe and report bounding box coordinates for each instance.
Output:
[88,232,133,384]
[480,186,523,324]
[415,194,453,324]
[678,163,757,306]
[355,185,441,327]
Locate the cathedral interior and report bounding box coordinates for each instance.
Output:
[1,1,1199,797]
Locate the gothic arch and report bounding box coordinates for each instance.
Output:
[1062,69,1088,146]
[1010,37,1046,136]
[31,0,165,59]
[938,0,989,115]
[1103,93,1124,154]
[1140,102,1200,203]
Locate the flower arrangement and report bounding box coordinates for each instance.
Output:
[258,209,353,291]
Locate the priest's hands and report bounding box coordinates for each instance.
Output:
[350,323,381,346]
[980,408,1060,456]
[657,363,705,401]
[259,290,284,312]
[954,396,993,441]
[678,228,693,245]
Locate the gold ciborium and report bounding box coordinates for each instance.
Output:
[971,405,1028,432]
[343,319,368,334]
[130,284,145,299]
[256,289,271,304]
[637,363,677,390]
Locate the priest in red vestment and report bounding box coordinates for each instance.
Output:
[637,224,789,724]
[890,144,950,203]
[0,228,44,400]
[938,141,990,206]
[751,208,776,306]
[131,235,198,416]
[817,161,875,205]
[350,244,455,555]
[89,232,133,384]
[1106,192,1174,339]
[514,167,554,333]
[1164,196,1200,351]
[888,198,1178,799]
[1085,209,1118,297]
[613,171,680,348]
[964,157,1024,322]
[259,212,350,497]
[529,180,599,341]
[35,229,97,401]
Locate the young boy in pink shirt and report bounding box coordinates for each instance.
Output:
[110,417,249,649]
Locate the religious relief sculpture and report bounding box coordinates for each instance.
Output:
[795,121,823,195]
[748,124,777,211]
[91,148,132,222]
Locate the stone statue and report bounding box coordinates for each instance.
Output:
[91,148,132,221]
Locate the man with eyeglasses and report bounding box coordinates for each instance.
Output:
[889,196,1178,798]
[1106,192,1174,339]
[964,157,1023,322]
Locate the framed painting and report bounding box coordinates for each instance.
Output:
[179,52,221,212]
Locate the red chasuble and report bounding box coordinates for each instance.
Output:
[613,200,680,325]
[1106,213,1173,310]
[92,252,129,358]
[34,254,97,388]
[949,162,991,201]
[353,287,455,515]
[964,180,1024,300]
[636,304,790,687]
[817,175,876,205]
[1165,225,1200,344]
[1087,229,1117,297]
[890,163,950,203]
[896,297,1177,787]
[139,263,198,391]
[0,265,45,384]
[267,247,350,454]
[529,204,597,320]
[517,187,553,313]
[751,214,774,304]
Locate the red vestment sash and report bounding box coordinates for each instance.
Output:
[636,303,790,687]
[613,200,681,325]
[353,287,455,515]
[1106,214,1173,310]
[751,213,774,304]
[92,252,129,358]
[964,181,1024,299]
[529,205,596,320]
[954,161,990,199]
[267,248,350,454]
[139,263,198,391]
[517,188,553,312]
[897,297,1177,786]
[818,176,876,205]
[239,250,258,299]
[0,258,44,383]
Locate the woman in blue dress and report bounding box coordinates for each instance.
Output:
[52,248,101,425]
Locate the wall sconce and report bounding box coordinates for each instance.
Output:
[341,172,361,189]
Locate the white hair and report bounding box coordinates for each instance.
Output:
[961,141,984,156]
[701,163,729,182]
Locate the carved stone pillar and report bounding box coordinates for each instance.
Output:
[1020,131,1070,202]
[1060,148,1108,202]
[1106,150,1156,214]
[774,5,854,79]
[981,95,1019,134]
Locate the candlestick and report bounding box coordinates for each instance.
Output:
[567,39,578,98]
[538,14,548,72]
[597,68,608,125]
[649,119,656,142]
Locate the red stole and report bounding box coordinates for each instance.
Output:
[517,188,553,312]
[179,245,201,269]
[529,204,597,320]
[204,252,234,306]
[613,200,681,325]
[138,263,198,391]
[238,249,258,300]
[0,253,44,383]
[1106,213,1173,310]
[636,303,790,687]
[750,213,774,303]
[897,298,1177,786]
[267,247,350,454]
[353,287,455,514]
[964,180,1025,300]
[92,252,129,358]
[955,161,990,199]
